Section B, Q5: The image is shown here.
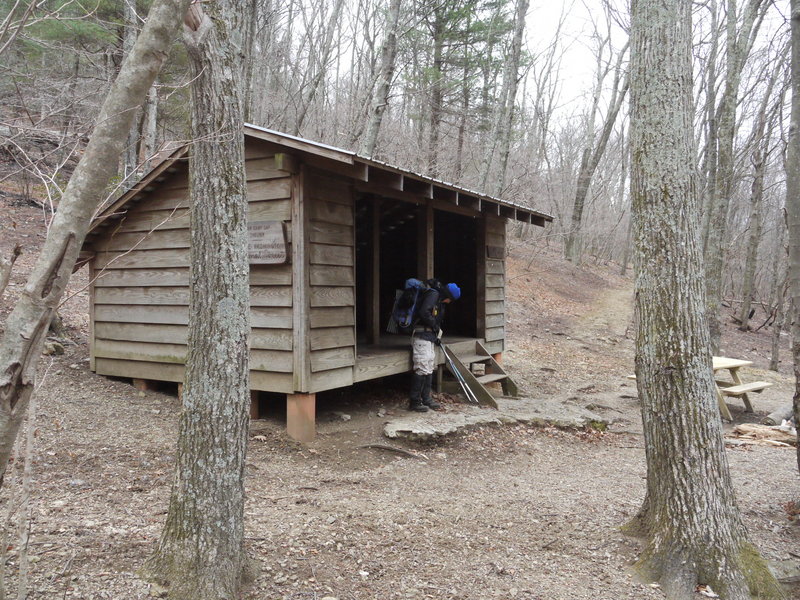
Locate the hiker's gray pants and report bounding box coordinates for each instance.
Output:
[412,337,435,375]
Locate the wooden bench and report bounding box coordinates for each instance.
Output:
[719,381,772,397]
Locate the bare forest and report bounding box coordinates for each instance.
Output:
[0,0,799,599]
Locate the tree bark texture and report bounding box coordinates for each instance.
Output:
[143,3,250,598]
[628,1,782,597]
[787,0,800,475]
[359,0,401,158]
[0,0,190,487]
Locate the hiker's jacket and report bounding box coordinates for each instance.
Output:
[414,288,445,342]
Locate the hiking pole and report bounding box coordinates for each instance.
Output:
[439,342,480,405]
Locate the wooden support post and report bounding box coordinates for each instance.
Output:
[476,218,487,339]
[177,383,183,401]
[368,199,381,344]
[132,378,157,392]
[417,202,434,279]
[291,166,311,392]
[250,390,260,419]
[287,393,316,442]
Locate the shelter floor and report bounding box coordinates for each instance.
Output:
[354,335,477,383]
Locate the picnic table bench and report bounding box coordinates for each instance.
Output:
[627,356,772,422]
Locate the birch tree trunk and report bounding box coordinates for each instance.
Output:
[626,1,782,596]
[143,3,250,598]
[0,0,190,488]
[359,0,401,157]
[786,0,800,475]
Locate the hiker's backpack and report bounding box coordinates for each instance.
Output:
[387,278,429,333]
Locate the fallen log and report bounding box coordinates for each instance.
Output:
[761,406,795,426]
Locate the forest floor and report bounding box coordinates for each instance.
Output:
[0,192,798,599]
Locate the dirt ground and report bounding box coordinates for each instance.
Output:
[1,195,799,599]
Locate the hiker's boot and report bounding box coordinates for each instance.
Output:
[408,374,428,412]
[421,374,441,410]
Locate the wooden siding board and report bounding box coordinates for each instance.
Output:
[486,300,504,316]
[309,244,353,266]
[95,340,293,372]
[309,221,352,245]
[485,326,504,342]
[92,266,291,287]
[486,287,504,301]
[310,347,355,372]
[94,285,292,307]
[310,265,354,286]
[94,322,291,350]
[310,326,355,350]
[310,286,355,307]
[94,305,292,328]
[310,306,355,328]
[309,367,354,392]
[308,201,353,227]
[486,274,504,288]
[116,199,291,233]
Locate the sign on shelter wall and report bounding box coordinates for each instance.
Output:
[248,221,288,264]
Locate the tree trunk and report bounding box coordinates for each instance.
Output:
[492,0,529,197]
[140,82,159,171]
[704,0,766,352]
[0,0,190,488]
[786,0,800,475]
[769,230,787,372]
[426,9,444,179]
[142,3,250,599]
[359,0,401,157]
[737,49,784,331]
[564,40,629,264]
[626,1,782,597]
[123,0,143,178]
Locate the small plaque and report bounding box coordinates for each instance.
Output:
[248,221,287,264]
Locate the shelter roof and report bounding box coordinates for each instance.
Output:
[87,124,553,241]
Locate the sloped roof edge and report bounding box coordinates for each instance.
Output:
[88,125,553,236]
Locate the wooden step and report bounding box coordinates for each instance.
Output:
[720,381,772,397]
[457,353,491,365]
[477,373,507,385]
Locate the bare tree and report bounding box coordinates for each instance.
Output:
[359,0,402,157]
[738,50,787,330]
[787,0,800,474]
[626,0,782,596]
[143,2,251,597]
[704,0,769,351]
[563,20,629,264]
[0,0,190,487]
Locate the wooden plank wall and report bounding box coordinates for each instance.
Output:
[90,142,297,393]
[305,169,356,393]
[484,216,506,354]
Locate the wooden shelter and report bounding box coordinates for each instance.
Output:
[80,125,552,440]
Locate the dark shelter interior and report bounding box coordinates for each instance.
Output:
[355,196,478,344]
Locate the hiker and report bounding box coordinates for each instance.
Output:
[409,280,461,412]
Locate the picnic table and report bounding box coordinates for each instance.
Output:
[712,356,772,421]
[627,356,773,422]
